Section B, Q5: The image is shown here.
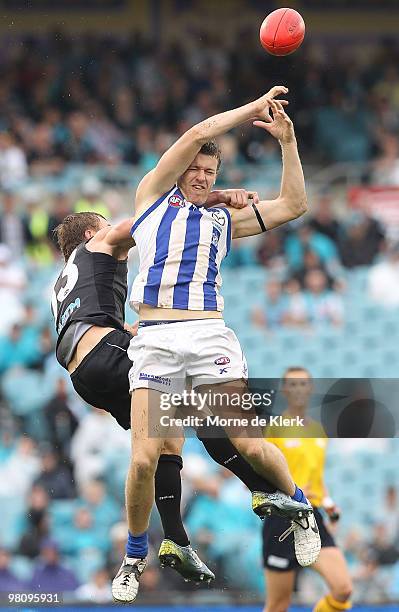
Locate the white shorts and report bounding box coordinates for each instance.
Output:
[128,319,248,395]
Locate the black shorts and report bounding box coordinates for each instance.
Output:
[262,507,335,571]
[70,329,132,430]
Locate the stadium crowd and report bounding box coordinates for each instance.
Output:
[0,30,399,605]
[0,32,399,182]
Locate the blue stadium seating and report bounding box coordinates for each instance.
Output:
[0,495,26,548]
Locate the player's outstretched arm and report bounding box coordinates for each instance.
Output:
[228,100,307,239]
[136,86,289,210]
[88,217,136,259]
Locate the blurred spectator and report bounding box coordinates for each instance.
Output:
[44,378,79,457]
[139,563,164,594]
[342,528,365,571]
[18,485,50,559]
[216,134,246,186]
[138,548,174,593]
[133,124,158,172]
[368,524,399,566]
[33,449,76,500]
[27,123,65,177]
[185,470,262,594]
[70,408,130,488]
[25,326,55,372]
[256,228,286,270]
[48,193,73,252]
[309,195,342,244]
[73,176,110,218]
[0,323,40,374]
[281,278,309,329]
[368,241,399,307]
[304,269,344,326]
[0,436,40,497]
[314,92,373,163]
[106,522,128,579]
[373,65,399,113]
[378,486,399,542]
[252,279,287,330]
[75,567,112,603]
[352,549,390,603]
[339,211,385,269]
[284,224,339,271]
[63,111,96,163]
[37,326,55,367]
[0,245,26,334]
[293,248,334,290]
[0,132,28,189]
[0,191,29,256]
[79,479,120,531]
[0,548,26,592]
[29,539,79,593]
[372,133,399,186]
[0,426,16,464]
[64,508,104,556]
[224,236,259,268]
[23,187,57,264]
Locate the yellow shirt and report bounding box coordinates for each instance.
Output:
[74,199,110,218]
[265,415,327,507]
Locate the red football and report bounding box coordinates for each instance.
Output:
[260,8,305,56]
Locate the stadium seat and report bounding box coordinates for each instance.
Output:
[1,369,52,416]
[0,495,26,548]
[10,556,34,583]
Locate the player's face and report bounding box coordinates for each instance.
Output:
[282,370,313,411]
[178,153,218,205]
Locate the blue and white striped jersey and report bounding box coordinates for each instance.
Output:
[130,186,231,312]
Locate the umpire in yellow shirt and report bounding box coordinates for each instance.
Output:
[262,367,353,612]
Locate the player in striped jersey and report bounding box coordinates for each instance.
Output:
[112,87,321,602]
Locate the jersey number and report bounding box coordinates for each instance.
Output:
[51,249,79,319]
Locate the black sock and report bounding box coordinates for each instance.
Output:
[197,426,276,493]
[154,454,190,547]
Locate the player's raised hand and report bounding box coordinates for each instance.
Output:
[253,100,295,144]
[254,86,289,123]
[205,189,259,209]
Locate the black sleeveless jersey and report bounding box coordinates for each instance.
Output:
[52,242,128,350]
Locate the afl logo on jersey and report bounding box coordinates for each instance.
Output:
[169,195,185,207]
[215,356,230,365]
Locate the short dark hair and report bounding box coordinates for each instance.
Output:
[54,212,106,261]
[199,140,222,171]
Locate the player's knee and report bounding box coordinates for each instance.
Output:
[162,438,184,456]
[240,441,262,466]
[332,579,353,602]
[131,454,157,481]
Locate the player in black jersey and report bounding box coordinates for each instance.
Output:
[52,200,283,587]
[52,211,216,583]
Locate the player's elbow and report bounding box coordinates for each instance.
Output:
[278,195,307,222]
[297,196,308,216]
[289,196,307,220]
